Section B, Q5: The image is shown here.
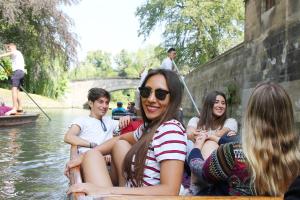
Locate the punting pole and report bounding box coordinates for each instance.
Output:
[172,61,200,116]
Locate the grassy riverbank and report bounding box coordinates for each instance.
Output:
[0,88,69,108]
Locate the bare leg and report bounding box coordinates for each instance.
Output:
[111,140,131,186]
[201,140,219,160]
[11,87,18,112]
[81,149,113,187]
[16,89,22,111]
[109,160,118,186]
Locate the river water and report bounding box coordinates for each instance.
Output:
[0,109,90,200]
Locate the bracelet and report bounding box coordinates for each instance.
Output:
[89,142,97,148]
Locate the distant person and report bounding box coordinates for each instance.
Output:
[126,102,136,115]
[112,102,126,115]
[188,82,300,196]
[160,48,176,71]
[0,43,25,115]
[64,88,130,155]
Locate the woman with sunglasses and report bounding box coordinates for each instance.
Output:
[188,82,300,196]
[65,69,187,196]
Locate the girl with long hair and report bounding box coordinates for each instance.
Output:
[188,82,300,196]
[186,91,238,159]
[65,69,187,196]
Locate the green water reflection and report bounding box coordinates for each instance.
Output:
[0,109,89,199]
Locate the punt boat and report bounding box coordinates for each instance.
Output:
[0,113,39,126]
[68,146,283,200]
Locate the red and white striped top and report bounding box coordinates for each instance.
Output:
[128,119,187,187]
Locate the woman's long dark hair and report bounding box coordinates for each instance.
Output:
[197,91,227,130]
[123,69,183,186]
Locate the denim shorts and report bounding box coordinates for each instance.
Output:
[11,70,24,88]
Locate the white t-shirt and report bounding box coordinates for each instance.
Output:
[187,117,238,134]
[70,116,119,153]
[160,57,173,70]
[127,119,187,187]
[11,50,25,71]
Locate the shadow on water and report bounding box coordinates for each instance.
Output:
[0,109,89,200]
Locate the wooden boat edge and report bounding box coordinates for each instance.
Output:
[69,145,86,200]
[0,113,40,126]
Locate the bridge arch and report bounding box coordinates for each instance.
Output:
[65,78,140,108]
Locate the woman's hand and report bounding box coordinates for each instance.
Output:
[64,154,84,178]
[104,155,111,165]
[227,130,237,137]
[189,129,207,142]
[118,115,131,129]
[67,183,111,196]
[207,134,220,143]
[194,132,208,150]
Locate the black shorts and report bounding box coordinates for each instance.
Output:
[11,70,24,88]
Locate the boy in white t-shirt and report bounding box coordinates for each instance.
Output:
[64,88,130,159]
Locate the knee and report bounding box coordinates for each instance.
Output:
[84,149,104,161]
[113,140,131,152]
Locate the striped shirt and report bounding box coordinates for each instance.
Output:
[128,119,187,187]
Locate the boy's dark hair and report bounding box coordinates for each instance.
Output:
[167,48,176,53]
[87,88,110,102]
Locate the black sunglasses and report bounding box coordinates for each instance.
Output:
[138,86,170,101]
[100,119,107,132]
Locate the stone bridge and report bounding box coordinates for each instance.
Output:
[64,77,140,108]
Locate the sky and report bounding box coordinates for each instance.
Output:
[63,0,163,61]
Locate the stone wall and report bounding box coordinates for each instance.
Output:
[182,0,300,124]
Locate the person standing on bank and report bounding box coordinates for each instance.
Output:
[0,43,25,115]
[160,48,176,71]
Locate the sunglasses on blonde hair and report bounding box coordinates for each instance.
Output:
[138,86,170,101]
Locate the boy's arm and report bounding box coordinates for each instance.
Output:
[0,52,12,58]
[64,124,91,147]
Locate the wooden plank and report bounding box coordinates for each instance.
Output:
[69,145,86,200]
[95,196,282,200]
[0,113,39,126]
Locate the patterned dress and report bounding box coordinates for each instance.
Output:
[188,142,255,195]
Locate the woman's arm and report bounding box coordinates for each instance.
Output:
[67,160,184,196]
[93,131,136,155]
[64,125,91,147]
[214,118,238,137]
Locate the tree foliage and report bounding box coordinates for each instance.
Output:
[114,46,161,77]
[0,0,80,98]
[68,50,118,80]
[136,0,245,69]
[69,45,161,80]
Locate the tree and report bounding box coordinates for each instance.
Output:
[114,46,161,78]
[136,0,244,69]
[69,50,118,80]
[0,0,80,98]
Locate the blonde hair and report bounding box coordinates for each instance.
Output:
[242,82,300,196]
